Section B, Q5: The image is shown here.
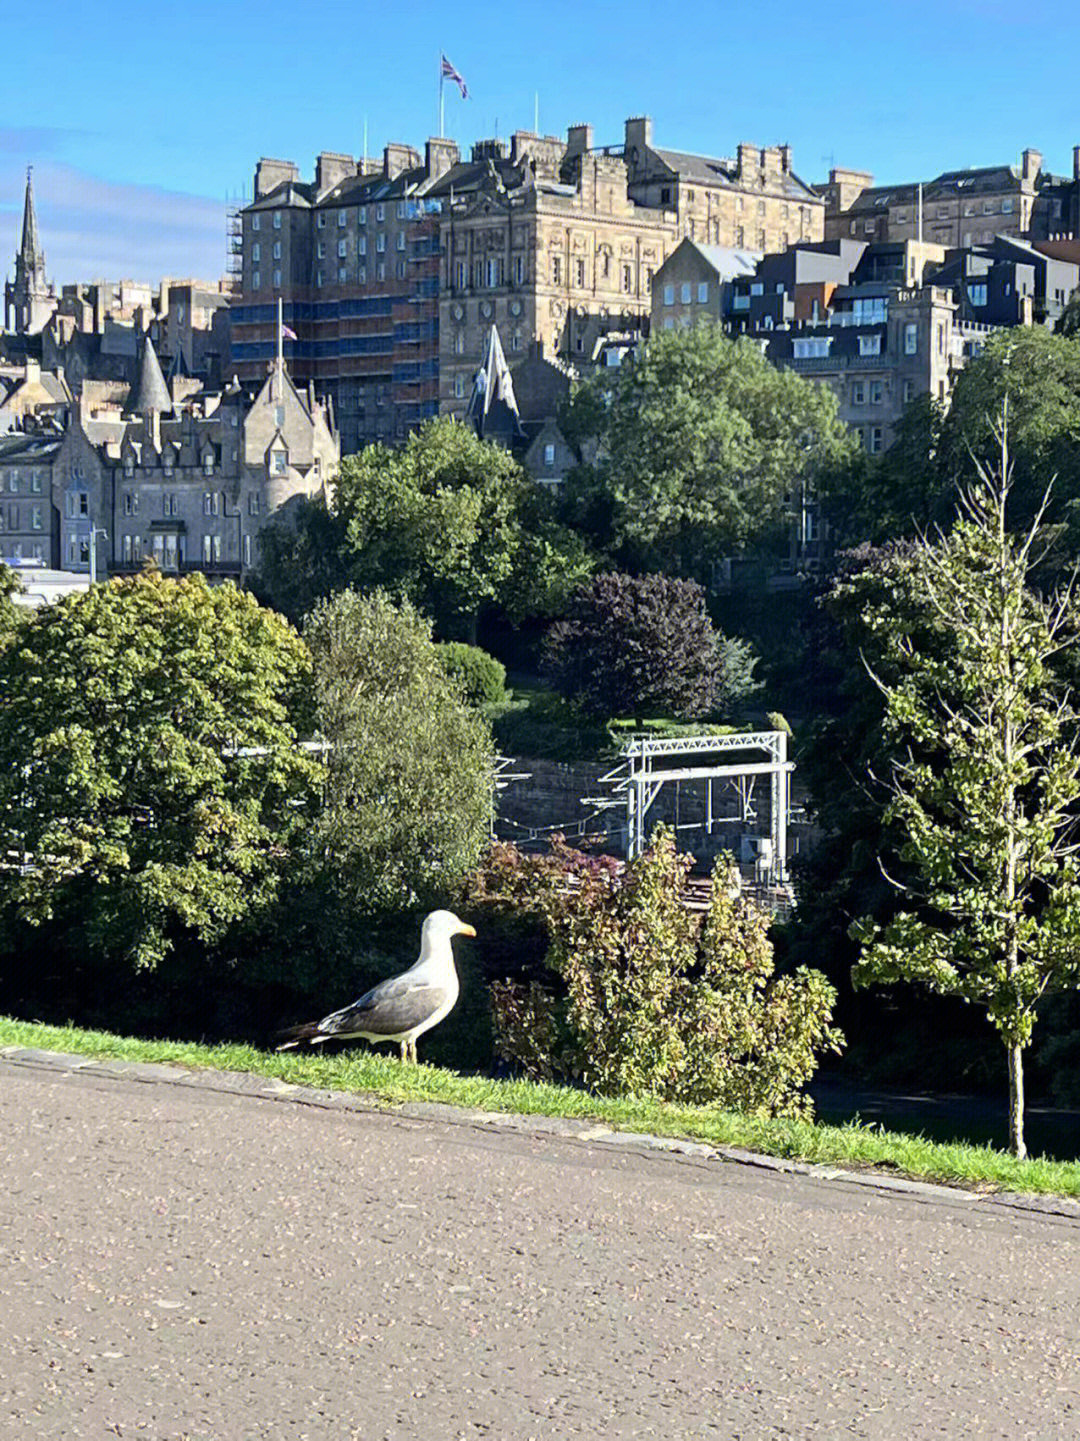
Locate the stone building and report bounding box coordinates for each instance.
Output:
[622,117,825,251]
[4,169,57,336]
[51,339,338,579]
[230,116,824,451]
[819,148,1080,248]
[650,240,761,331]
[0,428,61,565]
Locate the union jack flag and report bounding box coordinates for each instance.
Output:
[282,323,297,340]
[441,54,469,100]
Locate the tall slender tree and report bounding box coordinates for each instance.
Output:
[851,410,1080,1157]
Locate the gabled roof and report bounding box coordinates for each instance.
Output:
[466,325,523,441]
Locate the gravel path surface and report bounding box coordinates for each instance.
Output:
[1,1055,1078,1440]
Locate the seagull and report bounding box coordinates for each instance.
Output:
[276,910,476,1063]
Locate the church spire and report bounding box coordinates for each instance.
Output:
[19,166,44,274]
[5,163,55,335]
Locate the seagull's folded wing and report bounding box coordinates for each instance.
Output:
[320,974,451,1038]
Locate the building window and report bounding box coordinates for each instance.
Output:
[243,533,252,567]
[454,331,465,355]
[204,453,214,476]
[969,282,988,307]
[453,374,465,399]
[273,211,281,230]
[552,256,562,285]
[271,450,287,476]
[397,231,406,251]
[338,209,347,227]
[272,241,281,260]
[697,282,709,304]
[663,284,675,306]
[543,443,556,466]
[376,233,386,253]
[622,264,632,293]
[735,227,744,247]
[859,334,882,356]
[122,534,133,564]
[316,270,324,287]
[870,426,884,454]
[8,472,17,493]
[316,242,325,260]
[358,267,367,284]
[870,380,884,404]
[454,260,467,289]
[251,214,260,232]
[575,258,586,287]
[852,381,866,405]
[316,213,325,229]
[31,471,42,494]
[513,255,525,285]
[358,207,366,225]
[7,504,17,529]
[375,203,384,222]
[358,236,367,257]
[757,230,766,249]
[395,260,405,279]
[511,331,523,351]
[252,271,260,290]
[680,282,691,303]
[252,243,261,263]
[376,262,385,282]
[273,268,282,288]
[904,322,918,355]
[248,493,261,516]
[792,337,832,359]
[123,492,137,515]
[31,504,42,530]
[337,238,348,258]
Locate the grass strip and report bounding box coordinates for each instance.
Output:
[2,1014,1077,1198]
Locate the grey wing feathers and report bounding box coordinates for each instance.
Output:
[319,974,449,1037]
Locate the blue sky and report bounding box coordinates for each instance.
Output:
[3,0,1079,285]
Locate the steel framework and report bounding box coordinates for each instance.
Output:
[588,731,793,880]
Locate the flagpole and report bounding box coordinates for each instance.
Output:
[276,296,283,398]
[438,51,444,138]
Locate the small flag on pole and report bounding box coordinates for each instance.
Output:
[282,323,297,341]
[441,54,469,99]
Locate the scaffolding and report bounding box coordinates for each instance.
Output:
[587,731,793,883]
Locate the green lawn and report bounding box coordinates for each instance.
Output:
[3,1015,1078,1199]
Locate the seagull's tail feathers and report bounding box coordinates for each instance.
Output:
[275,1019,328,1052]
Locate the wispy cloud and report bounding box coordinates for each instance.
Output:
[0,159,227,286]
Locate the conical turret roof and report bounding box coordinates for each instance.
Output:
[127,338,172,416]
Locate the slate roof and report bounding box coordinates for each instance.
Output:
[650,147,821,203]
[127,340,171,416]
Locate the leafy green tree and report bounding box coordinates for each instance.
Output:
[0,562,23,653]
[850,424,1080,1157]
[938,328,1080,547]
[301,589,495,920]
[335,418,591,641]
[472,827,841,1116]
[823,395,948,547]
[1057,287,1080,338]
[560,324,858,577]
[436,642,507,706]
[253,496,350,625]
[0,572,319,971]
[542,571,757,720]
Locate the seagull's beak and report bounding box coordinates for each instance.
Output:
[457,922,477,937]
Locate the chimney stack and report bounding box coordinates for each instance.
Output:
[1074,145,1080,181]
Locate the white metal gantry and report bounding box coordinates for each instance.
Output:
[603,730,793,880]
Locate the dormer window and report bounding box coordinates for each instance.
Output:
[123,456,134,478]
[271,448,288,477]
[203,451,214,476]
[163,450,174,476]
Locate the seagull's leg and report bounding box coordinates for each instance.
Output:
[400,1039,408,1064]
[408,1038,417,1065]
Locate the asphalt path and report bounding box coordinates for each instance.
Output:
[2,1057,1079,1440]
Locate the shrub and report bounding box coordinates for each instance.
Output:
[543,571,757,721]
[437,641,507,706]
[470,826,842,1117]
